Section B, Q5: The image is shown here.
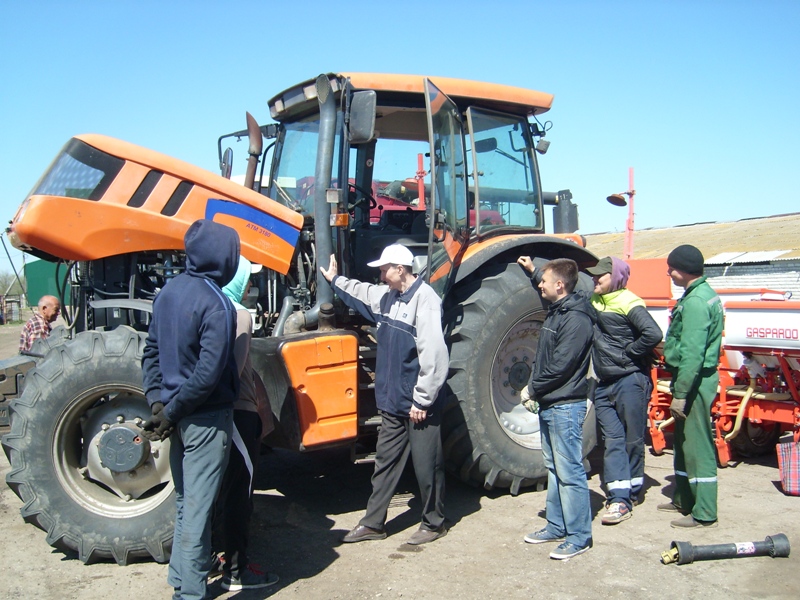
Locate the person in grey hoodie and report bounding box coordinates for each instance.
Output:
[142,219,240,600]
[321,244,449,546]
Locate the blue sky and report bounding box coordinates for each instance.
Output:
[1,0,798,275]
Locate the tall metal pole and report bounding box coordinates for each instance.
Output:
[623,167,636,260]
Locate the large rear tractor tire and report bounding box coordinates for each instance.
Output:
[443,261,596,495]
[1,326,174,565]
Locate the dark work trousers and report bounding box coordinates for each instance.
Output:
[360,409,445,532]
[595,371,652,509]
[213,410,262,579]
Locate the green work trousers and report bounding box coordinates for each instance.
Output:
[672,368,718,522]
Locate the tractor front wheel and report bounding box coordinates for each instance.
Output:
[2,326,174,565]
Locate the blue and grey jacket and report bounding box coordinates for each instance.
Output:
[142,219,240,423]
[331,274,449,417]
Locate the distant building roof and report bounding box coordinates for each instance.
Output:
[584,212,800,261]
[705,250,792,264]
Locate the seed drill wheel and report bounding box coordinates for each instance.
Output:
[731,420,782,458]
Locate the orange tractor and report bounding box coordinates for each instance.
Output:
[1,73,597,564]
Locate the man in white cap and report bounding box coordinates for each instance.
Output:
[321,244,449,545]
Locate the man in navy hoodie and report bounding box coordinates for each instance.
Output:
[142,219,240,600]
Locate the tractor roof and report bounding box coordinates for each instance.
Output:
[268,73,553,122]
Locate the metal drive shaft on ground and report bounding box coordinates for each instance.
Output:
[661,534,790,565]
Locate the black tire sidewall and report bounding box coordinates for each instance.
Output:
[463,281,547,480]
[443,262,546,488]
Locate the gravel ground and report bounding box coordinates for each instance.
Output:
[0,323,798,600]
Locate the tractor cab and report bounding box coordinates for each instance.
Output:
[223,73,554,297]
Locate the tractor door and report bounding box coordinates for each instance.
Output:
[423,79,469,297]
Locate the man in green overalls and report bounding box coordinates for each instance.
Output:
[660,244,724,528]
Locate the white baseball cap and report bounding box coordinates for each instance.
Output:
[367,244,414,267]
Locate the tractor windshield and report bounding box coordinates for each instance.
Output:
[267,117,342,217]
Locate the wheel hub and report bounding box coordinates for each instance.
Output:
[97,424,150,473]
[73,392,173,503]
[507,360,530,391]
[492,315,542,444]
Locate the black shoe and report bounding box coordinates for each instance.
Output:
[343,524,387,543]
[221,564,279,591]
[406,527,447,545]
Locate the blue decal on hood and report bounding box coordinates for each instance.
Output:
[205,198,300,247]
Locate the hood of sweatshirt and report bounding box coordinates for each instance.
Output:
[222,255,251,310]
[608,257,631,292]
[184,219,240,287]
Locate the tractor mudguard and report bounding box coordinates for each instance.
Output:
[453,234,597,287]
[249,330,360,451]
[0,355,36,426]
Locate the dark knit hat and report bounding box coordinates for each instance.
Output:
[667,244,704,275]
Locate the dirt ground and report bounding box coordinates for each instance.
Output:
[0,322,799,600]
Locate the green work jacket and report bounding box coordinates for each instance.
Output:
[663,276,724,400]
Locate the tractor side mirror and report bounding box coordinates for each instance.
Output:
[348,91,376,144]
[220,147,233,179]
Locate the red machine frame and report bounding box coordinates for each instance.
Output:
[646,296,800,466]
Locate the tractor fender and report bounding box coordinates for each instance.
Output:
[453,234,597,287]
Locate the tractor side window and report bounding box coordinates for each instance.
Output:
[467,108,543,233]
[369,138,431,229]
[267,119,319,215]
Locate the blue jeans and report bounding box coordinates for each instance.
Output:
[539,401,592,547]
[595,371,652,508]
[168,407,233,600]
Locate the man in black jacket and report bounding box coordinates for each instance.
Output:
[142,219,240,600]
[517,256,595,560]
[589,257,662,525]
